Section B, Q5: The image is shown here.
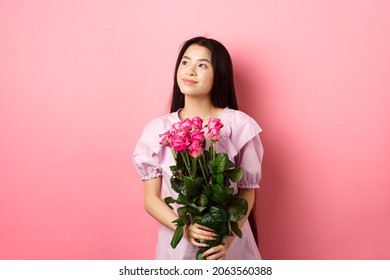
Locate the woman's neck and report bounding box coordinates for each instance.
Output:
[179,97,223,121]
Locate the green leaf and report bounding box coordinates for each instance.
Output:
[170,165,178,172]
[224,168,244,182]
[228,196,248,222]
[192,216,202,224]
[196,249,206,260]
[177,207,190,225]
[230,221,242,238]
[164,197,176,210]
[183,176,203,197]
[210,206,228,223]
[193,193,208,207]
[215,173,224,184]
[202,185,213,198]
[215,153,228,173]
[211,184,234,204]
[176,193,190,205]
[170,177,185,193]
[171,218,184,226]
[218,223,230,237]
[177,206,187,217]
[199,213,214,228]
[183,176,194,194]
[207,160,218,175]
[170,225,184,248]
[186,205,201,216]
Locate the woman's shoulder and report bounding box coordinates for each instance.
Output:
[138,112,178,144]
[217,108,262,155]
[222,108,262,132]
[142,112,178,133]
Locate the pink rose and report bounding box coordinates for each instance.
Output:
[208,127,222,141]
[191,117,203,130]
[171,130,190,151]
[189,141,203,158]
[207,118,223,130]
[179,118,192,131]
[190,129,205,143]
[172,122,180,131]
[159,130,172,147]
[171,140,188,151]
[207,118,223,141]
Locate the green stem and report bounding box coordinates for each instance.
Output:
[211,141,216,161]
[198,158,207,182]
[202,154,209,176]
[182,152,191,177]
[170,148,177,163]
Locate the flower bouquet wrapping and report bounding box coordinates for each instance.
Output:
[159,117,248,260]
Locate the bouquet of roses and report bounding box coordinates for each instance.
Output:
[159,117,248,260]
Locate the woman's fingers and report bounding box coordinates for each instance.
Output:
[185,223,217,247]
[189,238,209,248]
[202,244,226,260]
[194,223,214,232]
[188,224,216,241]
[186,225,228,259]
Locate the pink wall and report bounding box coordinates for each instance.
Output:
[1,0,389,259]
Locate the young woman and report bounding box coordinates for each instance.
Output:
[133,36,263,260]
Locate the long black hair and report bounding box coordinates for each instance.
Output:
[170,36,238,113]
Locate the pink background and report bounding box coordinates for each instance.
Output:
[1,0,390,259]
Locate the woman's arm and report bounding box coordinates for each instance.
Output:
[144,177,178,231]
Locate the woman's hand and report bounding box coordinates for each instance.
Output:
[185,224,231,260]
[185,223,216,248]
[202,244,229,260]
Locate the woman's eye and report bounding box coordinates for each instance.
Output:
[181,60,188,66]
[198,64,207,68]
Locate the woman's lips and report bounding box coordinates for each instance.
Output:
[182,79,197,86]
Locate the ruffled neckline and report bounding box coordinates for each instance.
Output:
[173,107,228,122]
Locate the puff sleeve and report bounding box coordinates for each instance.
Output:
[236,134,264,189]
[132,119,163,181]
[227,110,263,189]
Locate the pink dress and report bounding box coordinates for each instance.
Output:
[133,108,263,260]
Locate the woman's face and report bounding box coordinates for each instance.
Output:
[177,44,214,98]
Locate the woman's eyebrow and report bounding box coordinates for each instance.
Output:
[182,55,211,64]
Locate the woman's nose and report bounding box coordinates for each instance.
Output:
[186,65,197,76]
